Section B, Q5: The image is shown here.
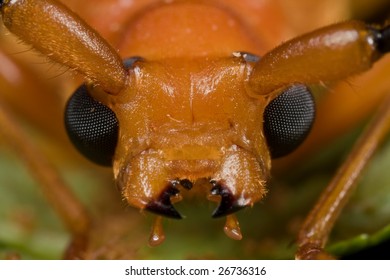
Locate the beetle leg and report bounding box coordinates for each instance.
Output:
[0,96,91,259]
[296,94,390,260]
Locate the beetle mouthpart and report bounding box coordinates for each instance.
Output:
[149,216,166,247]
[145,184,182,219]
[224,214,243,240]
[179,179,193,190]
[210,181,248,218]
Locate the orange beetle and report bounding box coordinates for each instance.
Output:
[0,0,390,259]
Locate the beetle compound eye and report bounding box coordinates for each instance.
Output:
[64,84,118,166]
[263,84,315,158]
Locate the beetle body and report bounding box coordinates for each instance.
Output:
[117,2,262,59]
[83,2,316,219]
[89,2,274,218]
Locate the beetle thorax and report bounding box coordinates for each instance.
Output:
[117,1,263,60]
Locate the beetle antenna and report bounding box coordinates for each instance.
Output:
[248,21,390,96]
[0,0,127,94]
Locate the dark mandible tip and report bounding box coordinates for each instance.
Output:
[210,183,247,218]
[145,185,182,219]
